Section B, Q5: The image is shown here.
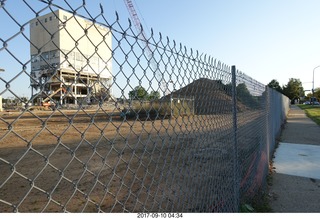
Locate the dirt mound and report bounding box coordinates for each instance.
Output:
[163,78,250,114]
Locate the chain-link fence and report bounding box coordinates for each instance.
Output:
[0,0,289,213]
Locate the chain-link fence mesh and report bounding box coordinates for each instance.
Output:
[0,0,289,213]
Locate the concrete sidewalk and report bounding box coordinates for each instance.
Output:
[269,105,320,212]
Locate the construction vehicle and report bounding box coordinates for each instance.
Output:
[42,87,66,106]
[41,87,66,109]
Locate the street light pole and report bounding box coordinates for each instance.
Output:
[312,65,320,103]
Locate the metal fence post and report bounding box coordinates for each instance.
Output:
[231,65,239,211]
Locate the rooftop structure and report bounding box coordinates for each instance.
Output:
[30,9,112,105]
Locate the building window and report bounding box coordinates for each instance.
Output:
[45,18,47,23]
[36,21,38,26]
[63,15,67,20]
[49,16,52,21]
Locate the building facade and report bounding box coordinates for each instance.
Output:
[30,9,112,105]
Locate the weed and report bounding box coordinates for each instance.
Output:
[240,203,254,212]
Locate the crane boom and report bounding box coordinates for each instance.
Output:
[123,0,153,62]
[123,0,168,95]
[123,0,146,39]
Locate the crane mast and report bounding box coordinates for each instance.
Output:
[123,0,168,95]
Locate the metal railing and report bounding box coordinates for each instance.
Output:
[0,0,289,212]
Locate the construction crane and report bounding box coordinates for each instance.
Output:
[123,0,168,95]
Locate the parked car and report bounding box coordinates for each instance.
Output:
[303,101,320,105]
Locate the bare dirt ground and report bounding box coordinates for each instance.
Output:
[0,106,264,212]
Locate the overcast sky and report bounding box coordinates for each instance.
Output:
[1,0,320,98]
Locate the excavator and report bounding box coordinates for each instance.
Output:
[41,87,66,109]
[41,87,66,107]
[27,87,66,111]
[28,87,66,111]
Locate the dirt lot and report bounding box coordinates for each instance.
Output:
[0,106,263,212]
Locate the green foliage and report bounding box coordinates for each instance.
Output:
[306,88,320,101]
[298,104,320,125]
[2,97,28,104]
[267,79,283,93]
[315,88,320,100]
[236,83,260,108]
[237,83,251,99]
[128,86,160,101]
[147,91,160,101]
[282,78,304,100]
[240,188,272,213]
[240,204,255,213]
[128,86,149,100]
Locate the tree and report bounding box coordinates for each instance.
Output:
[128,86,148,100]
[237,83,252,100]
[236,83,260,108]
[306,88,320,101]
[315,88,320,101]
[147,91,160,100]
[267,79,283,93]
[282,78,304,101]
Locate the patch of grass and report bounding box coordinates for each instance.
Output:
[240,195,272,213]
[298,104,320,125]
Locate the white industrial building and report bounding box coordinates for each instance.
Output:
[30,9,112,105]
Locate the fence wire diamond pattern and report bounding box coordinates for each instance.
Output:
[0,0,289,213]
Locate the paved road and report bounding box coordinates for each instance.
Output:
[269,105,320,212]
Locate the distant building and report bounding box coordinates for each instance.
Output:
[30,9,112,105]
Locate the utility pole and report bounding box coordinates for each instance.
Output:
[312,65,320,104]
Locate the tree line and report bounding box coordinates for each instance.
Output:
[128,86,160,101]
[267,78,319,102]
[129,78,319,105]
